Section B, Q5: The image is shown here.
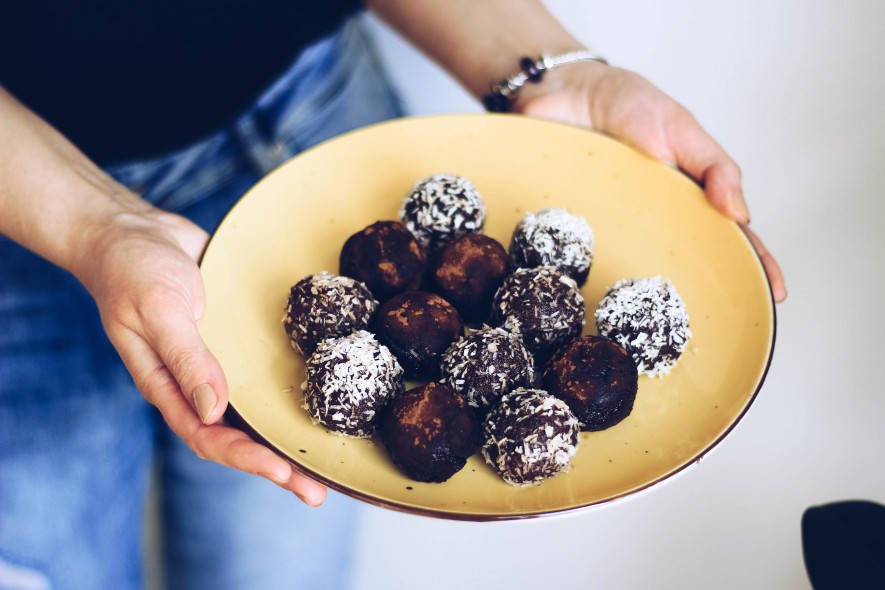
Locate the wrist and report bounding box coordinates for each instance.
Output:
[71,196,208,296]
[511,59,608,115]
[474,37,587,98]
[67,193,163,290]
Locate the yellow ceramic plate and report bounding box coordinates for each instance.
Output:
[200,114,775,520]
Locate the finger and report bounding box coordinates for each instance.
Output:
[189,426,327,506]
[113,328,326,504]
[670,112,750,224]
[142,297,229,425]
[742,225,787,302]
[283,463,328,507]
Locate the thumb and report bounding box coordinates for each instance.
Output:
[670,113,750,224]
[147,305,229,424]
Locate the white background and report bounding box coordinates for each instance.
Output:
[349,2,885,588]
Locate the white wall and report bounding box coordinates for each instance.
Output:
[353,2,885,588]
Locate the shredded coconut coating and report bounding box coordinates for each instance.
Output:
[594,276,691,377]
[481,388,580,486]
[510,208,594,284]
[283,271,378,356]
[302,330,404,438]
[440,326,536,411]
[491,266,585,359]
[399,174,486,252]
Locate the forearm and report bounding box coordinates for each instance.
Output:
[0,86,151,278]
[366,0,584,99]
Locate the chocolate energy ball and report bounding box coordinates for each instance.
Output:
[440,326,535,412]
[283,271,379,356]
[481,388,580,486]
[374,291,463,380]
[339,220,427,301]
[399,174,486,252]
[542,335,639,431]
[491,266,585,361]
[595,276,692,377]
[509,208,595,285]
[378,382,481,483]
[431,233,509,324]
[302,330,403,438]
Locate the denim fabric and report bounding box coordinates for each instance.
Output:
[0,18,403,590]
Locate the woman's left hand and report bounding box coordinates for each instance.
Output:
[514,61,787,302]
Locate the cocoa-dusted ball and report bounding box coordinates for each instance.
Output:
[431,233,509,324]
[302,330,404,438]
[378,382,481,483]
[481,388,580,486]
[339,220,427,301]
[440,326,535,412]
[283,272,378,356]
[399,174,486,252]
[374,291,463,380]
[510,208,595,285]
[543,335,639,431]
[491,266,585,361]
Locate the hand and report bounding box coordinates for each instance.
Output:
[515,61,787,302]
[77,206,327,505]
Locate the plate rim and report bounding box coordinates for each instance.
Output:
[201,114,778,521]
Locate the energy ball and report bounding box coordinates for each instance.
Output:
[339,220,427,301]
[481,388,580,486]
[301,330,403,437]
[431,233,509,323]
[399,174,486,252]
[283,271,378,356]
[595,276,692,377]
[374,291,463,380]
[491,266,585,360]
[440,326,535,412]
[378,382,481,483]
[509,208,594,285]
[542,335,639,431]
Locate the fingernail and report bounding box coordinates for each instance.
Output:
[192,383,217,424]
[732,191,751,224]
[295,490,323,507]
[775,284,788,302]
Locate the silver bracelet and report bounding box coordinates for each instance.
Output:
[483,50,608,113]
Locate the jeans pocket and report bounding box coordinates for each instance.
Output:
[273,20,405,153]
[105,19,404,218]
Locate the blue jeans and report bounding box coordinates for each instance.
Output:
[0,19,403,590]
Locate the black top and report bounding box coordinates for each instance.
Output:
[1,1,361,164]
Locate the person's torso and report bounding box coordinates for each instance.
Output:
[0,0,361,164]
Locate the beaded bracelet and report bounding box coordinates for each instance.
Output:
[482,50,608,113]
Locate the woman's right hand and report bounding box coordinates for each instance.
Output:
[0,86,322,505]
[76,205,327,506]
